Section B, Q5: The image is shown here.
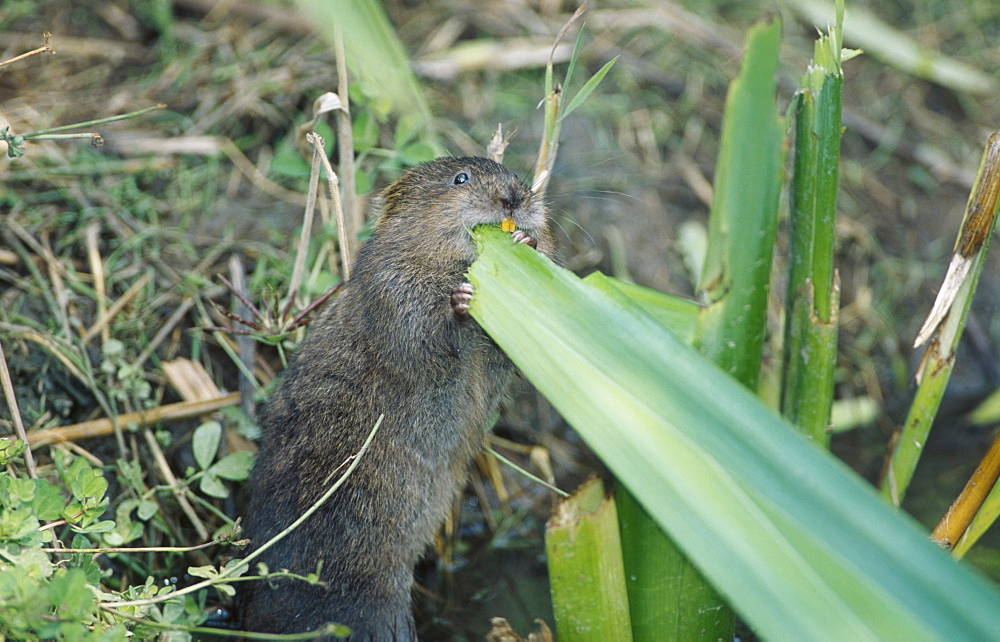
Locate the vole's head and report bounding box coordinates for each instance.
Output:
[372,157,549,260]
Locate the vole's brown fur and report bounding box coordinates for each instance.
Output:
[239,157,552,639]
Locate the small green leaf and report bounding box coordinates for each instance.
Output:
[1,507,41,541]
[199,473,229,499]
[393,112,424,148]
[271,143,310,179]
[6,476,36,504]
[209,451,254,481]
[398,141,437,167]
[137,499,159,521]
[355,169,374,196]
[192,421,222,471]
[103,531,125,547]
[117,459,144,490]
[186,565,219,580]
[161,598,187,623]
[63,502,83,522]
[352,110,379,152]
[80,469,108,499]
[558,56,619,123]
[74,519,116,534]
[224,558,250,577]
[32,481,65,522]
[561,27,586,108]
[0,438,27,466]
[47,568,94,615]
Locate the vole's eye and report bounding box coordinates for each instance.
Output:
[453,172,469,185]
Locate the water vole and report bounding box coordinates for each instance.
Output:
[239,156,553,639]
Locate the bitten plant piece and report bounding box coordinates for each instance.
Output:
[239,157,553,639]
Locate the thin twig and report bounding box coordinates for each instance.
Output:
[334,22,358,259]
[548,1,589,69]
[228,255,258,419]
[134,297,195,368]
[0,341,37,479]
[0,32,54,69]
[81,273,151,346]
[484,445,569,498]
[931,430,1000,549]
[532,3,588,196]
[308,132,351,280]
[21,104,166,139]
[84,222,109,346]
[4,393,239,445]
[288,137,322,309]
[142,427,210,541]
[42,531,241,554]
[102,606,340,640]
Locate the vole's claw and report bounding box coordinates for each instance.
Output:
[511,230,538,249]
[451,282,475,319]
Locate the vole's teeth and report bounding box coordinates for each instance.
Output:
[500,217,516,233]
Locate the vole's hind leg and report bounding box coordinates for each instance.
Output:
[511,230,538,249]
[451,282,475,319]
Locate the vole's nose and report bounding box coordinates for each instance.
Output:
[500,187,524,214]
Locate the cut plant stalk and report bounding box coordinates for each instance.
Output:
[880,131,1000,506]
[546,477,633,640]
[931,429,1000,550]
[954,438,1000,558]
[781,3,851,447]
[469,225,1000,640]
[694,20,784,391]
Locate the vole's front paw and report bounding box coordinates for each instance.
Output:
[511,230,538,249]
[451,282,475,319]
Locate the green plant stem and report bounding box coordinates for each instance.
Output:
[484,445,569,498]
[20,104,166,138]
[694,20,784,390]
[781,279,839,446]
[780,10,845,447]
[104,606,344,639]
[880,132,1000,506]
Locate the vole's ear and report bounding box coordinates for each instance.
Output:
[369,194,385,214]
[368,194,391,223]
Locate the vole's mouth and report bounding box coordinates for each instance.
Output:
[500,217,516,233]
